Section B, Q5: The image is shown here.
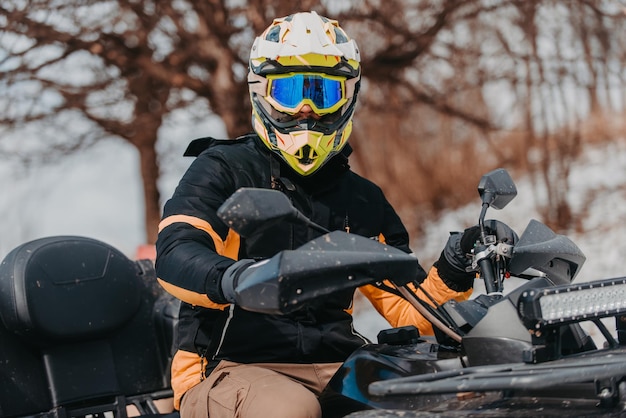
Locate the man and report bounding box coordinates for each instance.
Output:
[156,11,479,418]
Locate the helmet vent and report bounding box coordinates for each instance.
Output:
[266,26,281,42]
[334,28,348,43]
[296,145,318,164]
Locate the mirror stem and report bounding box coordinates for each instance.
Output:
[294,213,330,234]
[478,202,489,243]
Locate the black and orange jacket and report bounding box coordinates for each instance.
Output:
[155,134,471,409]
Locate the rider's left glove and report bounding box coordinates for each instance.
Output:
[435,220,517,292]
[219,259,256,303]
[434,228,477,292]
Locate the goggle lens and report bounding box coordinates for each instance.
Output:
[267,73,346,114]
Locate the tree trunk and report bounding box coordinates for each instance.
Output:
[138,143,161,245]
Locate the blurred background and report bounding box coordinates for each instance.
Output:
[2,1,626,337]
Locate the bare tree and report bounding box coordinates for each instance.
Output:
[2,0,625,245]
[502,0,625,230]
[1,0,299,244]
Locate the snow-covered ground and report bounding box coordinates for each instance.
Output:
[2,137,626,342]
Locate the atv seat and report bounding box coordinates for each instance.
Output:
[0,236,180,418]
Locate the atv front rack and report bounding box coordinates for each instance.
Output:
[369,348,626,405]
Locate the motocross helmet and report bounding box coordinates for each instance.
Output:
[248,11,361,176]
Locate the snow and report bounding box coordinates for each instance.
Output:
[2,137,626,342]
[354,139,626,340]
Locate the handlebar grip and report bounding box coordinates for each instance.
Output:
[479,258,498,293]
[476,245,498,294]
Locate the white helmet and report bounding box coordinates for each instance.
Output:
[248,11,361,176]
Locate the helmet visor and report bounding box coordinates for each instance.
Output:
[266,73,347,115]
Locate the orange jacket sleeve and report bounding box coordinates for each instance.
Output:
[359,265,473,336]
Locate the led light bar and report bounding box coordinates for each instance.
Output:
[518,277,626,329]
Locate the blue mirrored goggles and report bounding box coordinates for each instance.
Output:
[266,73,347,115]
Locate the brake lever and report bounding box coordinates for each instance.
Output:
[468,236,514,295]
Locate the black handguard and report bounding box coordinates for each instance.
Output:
[220,259,256,303]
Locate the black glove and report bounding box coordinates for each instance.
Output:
[219,259,256,303]
[435,220,517,292]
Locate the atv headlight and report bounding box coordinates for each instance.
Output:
[518,277,626,329]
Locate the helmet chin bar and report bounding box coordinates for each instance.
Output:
[270,127,349,176]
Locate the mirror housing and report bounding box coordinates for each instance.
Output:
[478,168,517,210]
[217,188,322,238]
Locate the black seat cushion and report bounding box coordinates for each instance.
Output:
[0,236,141,343]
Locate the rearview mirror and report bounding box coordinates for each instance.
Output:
[217,188,298,238]
[477,168,517,210]
[217,188,328,238]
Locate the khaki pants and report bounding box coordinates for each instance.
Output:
[180,361,342,418]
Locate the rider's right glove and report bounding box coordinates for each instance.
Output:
[434,220,517,292]
[216,259,256,304]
